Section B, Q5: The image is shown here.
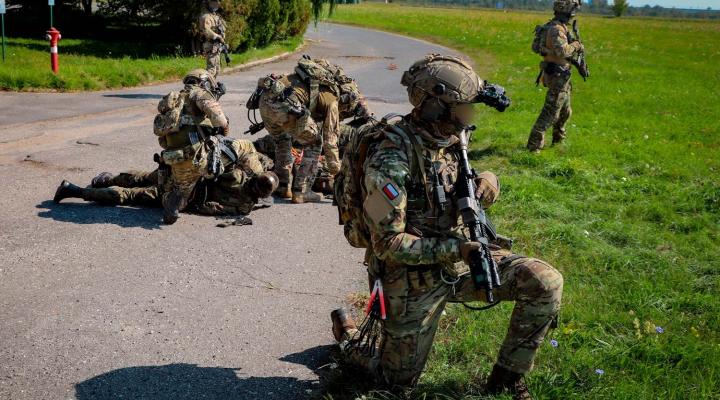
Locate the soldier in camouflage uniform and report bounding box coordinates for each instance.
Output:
[256,58,368,203]
[160,69,230,224]
[53,139,278,217]
[527,0,584,152]
[199,0,226,78]
[252,123,356,196]
[331,55,563,399]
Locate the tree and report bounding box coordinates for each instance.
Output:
[612,0,628,17]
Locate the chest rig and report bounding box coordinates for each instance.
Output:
[391,123,463,239]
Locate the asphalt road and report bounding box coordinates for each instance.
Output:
[0,23,459,400]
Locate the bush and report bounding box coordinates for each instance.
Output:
[5,0,310,53]
[613,0,629,17]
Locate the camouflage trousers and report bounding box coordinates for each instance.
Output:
[271,130,322,193]
[79,170,162,207]
[164,144,209,211]
[340,249,563,387]
[528,67,573,151]
[203,42,221,78]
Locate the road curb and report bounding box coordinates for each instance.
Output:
[221,41,308,75]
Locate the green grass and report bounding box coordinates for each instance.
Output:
[326,4,720,399]
[0,36,302,91]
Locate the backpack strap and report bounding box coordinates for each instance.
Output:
[388,124,433,209]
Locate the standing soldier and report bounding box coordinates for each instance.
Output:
[331,55,563,399]
[199,0,227,78]
[251,57,368,203]
[156,69,230,224]
[527,0,586,152]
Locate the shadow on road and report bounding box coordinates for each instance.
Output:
[36,200,162,230]
[102,94,164,100]
[74,363,316,400]
[73,346,336,400]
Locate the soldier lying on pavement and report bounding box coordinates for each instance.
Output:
[53,138,278,219]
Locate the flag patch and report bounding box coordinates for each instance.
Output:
[382,183,399,200]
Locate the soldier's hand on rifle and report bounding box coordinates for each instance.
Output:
[460,241,482,265]
[474,171,500,208]
[216,35,225,44]
[572,41,584,52]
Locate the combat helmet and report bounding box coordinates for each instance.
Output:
[183,69,226,99]
[553,0,581,16]
[401,54,509,124]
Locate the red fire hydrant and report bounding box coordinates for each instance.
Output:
[45,27,61,74]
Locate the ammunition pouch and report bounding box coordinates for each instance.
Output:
[161,142,202,165]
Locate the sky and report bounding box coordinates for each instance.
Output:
[623,0,718,9]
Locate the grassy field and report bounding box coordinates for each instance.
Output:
[326,4,720,399]
[0,36,302,91]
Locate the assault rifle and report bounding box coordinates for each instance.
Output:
[570,20,590,81]
[216,26,232,66]
[456,125,501,302]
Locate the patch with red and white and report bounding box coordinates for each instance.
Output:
[382,182,400,200]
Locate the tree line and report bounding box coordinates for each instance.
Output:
[390,0,720,19]
[2,0,312,53]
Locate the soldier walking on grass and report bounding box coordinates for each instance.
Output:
[528,0,588,152]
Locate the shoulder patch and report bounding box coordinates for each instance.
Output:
[382,182,400,201]
[364,179,403,225]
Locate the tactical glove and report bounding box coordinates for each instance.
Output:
[474,171,500,208]
[460,241,482,265]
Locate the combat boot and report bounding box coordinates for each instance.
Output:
[331,308,357,342]
[486,364,532,400]
[162,189,186,225]
[274,184,292,199]
[292,190,324,204]
[53,180,86,203]
[90,172,114,188]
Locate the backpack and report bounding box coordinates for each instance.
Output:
[294,56,363,116]
[334,115,424,249]
[153,90,187,138]
[532,22,551,55]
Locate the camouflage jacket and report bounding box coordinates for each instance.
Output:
[199,11,226,42]
[165,86,228,150]
[363,116,497,270]
[196,139,266,215]
[543,19,582,67]
[258,73,340,138]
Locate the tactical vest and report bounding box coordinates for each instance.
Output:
[334,116,460,248]
[543,21,571,66]
[164,88,213,150]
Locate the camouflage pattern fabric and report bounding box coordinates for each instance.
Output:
[79,170,162,207]
[338,115,564,387]
[528,19,582,151]
[162,85,228,212]
[199,10,226,78]
[528,68,572,150]
[77,140,265,216]
[258,76,325,193]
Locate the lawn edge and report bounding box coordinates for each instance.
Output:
[1,39,307,93]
